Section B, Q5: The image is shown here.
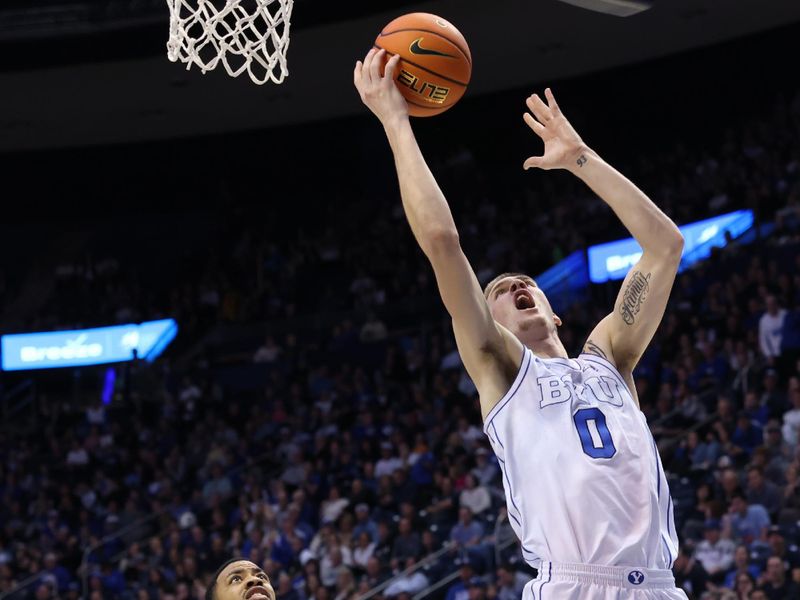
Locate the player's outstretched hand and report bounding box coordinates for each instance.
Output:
[354,48,408,126]
[523,88,587,172]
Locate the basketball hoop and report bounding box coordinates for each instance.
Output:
[166,0,294,85]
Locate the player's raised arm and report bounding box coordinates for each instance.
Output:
[354,49,522,412]
[523,88,684,377]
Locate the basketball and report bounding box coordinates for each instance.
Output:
[375,13,472,117]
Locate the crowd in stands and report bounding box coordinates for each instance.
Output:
[1,61,800,600]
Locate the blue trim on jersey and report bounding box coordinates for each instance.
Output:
[540,563,552,599]
[578,354,634,400]
[491,422,504,449]
[667,496,675,539]
[667,496,676,568]
[651,434,667,568]
[482,395,538,561]
[495,454,524,525]
[507,510,522,527]
[483,349,532,429]
[493,439,538,559]
[649,432,677,569]
[493,455,540,558]
[485,428,497,447]
[649,434,661,497]
[662,535,673,569]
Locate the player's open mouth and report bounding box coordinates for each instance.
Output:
[514,290,536,311]
[245,587,271,600]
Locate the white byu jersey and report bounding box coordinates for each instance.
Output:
[483,348,679,569]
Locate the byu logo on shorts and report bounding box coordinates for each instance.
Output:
[627,570,645,585]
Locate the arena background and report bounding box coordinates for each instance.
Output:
[1,1,800,599]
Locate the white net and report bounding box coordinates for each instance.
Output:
[166,0,294,85]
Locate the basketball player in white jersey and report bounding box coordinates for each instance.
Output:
[354,49,689,599]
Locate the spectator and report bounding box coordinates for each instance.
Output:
[392,518,422,565]
[781,388,800,447]
[352,504,379,544]
[320,487,350,525]
[319,545,351,589]
[495,564,526,600]
[466,576,488,600]
[450,508,484,550]
[733,572,756,599]
[253,335,282,364]
[278,570,301,600]
[459,474,491,516]
[782,462,800,511]
[202,464,233,503]
[719,468,743,505]
[33,583,55,600]
[359,556,388,592]
[674,545,711,598]
[426,476,458,531]
[372,521,394,567]
[765,526,800,571]
[65,440,89,468]
[759,296,787,364]
[383,557,429,597]
[688,430,722,471]
[352,531,376,571]
[763,421,792,482]
[744,391,770,428]
[762,370,787,420]
[723,491,770,544]
[375,443,403,478]
[471,448,500,487]
[746,467,782,517]
[694,519,735,582]
[758,555,800,599]
[732,412,764,457]
[723,545,761,589]
[333,566,356,600]
[456,418,483,450]
[444,560,476,600]
[360,312,388,343]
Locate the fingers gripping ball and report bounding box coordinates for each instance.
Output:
[375,13,471,117]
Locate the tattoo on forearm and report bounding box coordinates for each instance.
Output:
[576,154,588,168]
[583,340,608,359]
[619,270,651,325]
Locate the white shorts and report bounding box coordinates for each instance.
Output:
[523,562,689,600]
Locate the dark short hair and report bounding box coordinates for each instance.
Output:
[206,557,249,600]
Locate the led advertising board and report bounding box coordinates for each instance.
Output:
[1,319,177,371]
[587,210,753,283]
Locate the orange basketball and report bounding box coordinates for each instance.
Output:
[375,13,472,117]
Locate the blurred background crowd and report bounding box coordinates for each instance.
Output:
[1,17,800,600]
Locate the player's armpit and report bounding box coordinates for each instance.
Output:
[605,248,682,372]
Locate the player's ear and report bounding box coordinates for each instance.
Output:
[554,314,563,327]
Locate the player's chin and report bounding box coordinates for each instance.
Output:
[517,312,550,330]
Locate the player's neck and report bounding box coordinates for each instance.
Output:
[524,332,568,359]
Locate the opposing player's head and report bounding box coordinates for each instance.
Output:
[484,273,561,345]
[206,558,275,600]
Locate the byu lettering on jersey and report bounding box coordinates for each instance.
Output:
[483,348,678,570]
